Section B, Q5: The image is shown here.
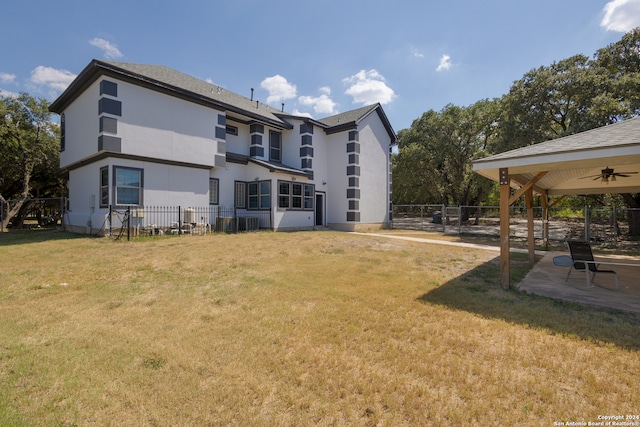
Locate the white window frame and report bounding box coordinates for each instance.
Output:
[114,166,143,207]
[235,181,246,208]
[209,178,219,205]
[248,180,271,210]
[100,166,109,208]
[269,130,281,163]
[277,180,314,211]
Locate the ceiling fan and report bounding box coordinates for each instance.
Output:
[579,167,639,184]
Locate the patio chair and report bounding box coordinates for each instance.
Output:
[566,240,618,288]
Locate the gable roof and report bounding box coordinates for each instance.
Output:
[318,103,397,142]
[50,60,397,142]
[475,116,640,166]
[472,116,640,195]
[50,59,292,129]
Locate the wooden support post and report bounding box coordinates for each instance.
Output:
[499,168,511,290]
[525,188,535,265]
[541,192,549,250]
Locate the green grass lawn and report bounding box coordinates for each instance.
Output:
[1,230,639,426]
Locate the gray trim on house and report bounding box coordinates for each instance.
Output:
[100,116,118,134]
[64,152,215,172]
[225,152,312,178]
[98,135,122,152]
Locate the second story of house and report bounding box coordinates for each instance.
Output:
[50,60,397,181]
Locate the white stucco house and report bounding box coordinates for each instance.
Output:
[49,60,396,234]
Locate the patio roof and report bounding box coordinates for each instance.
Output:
[473,116,640,195]
[472,116,640,290]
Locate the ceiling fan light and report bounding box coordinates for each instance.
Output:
[601,176,608,184]
[611,175,616,182]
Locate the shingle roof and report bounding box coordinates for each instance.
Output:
[472,116,640,196]
[317,104,379,127]
[50,60,396,141]
[109,61,292,124]
[475,116,640,164]
[49,59,291,128]
[317,103,396,142]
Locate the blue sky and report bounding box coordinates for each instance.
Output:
[1,0,639,131]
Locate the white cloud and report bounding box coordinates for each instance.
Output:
[89,37,124,59]
[260,75,297,104]
[0,88,19,98]
[601,0,640,32]
[411,47,425,58]
[343,69,396,105]
[436,54,452,72]
[0,72,16,84]
[30,66,77,93]
[291,109,313,118]
[298,86,338,115]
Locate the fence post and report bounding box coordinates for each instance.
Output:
[126,207,131,241]
[108,205,113,237]
[0,200,4,232]
[584,206,590,242]
[178,206,182,235]
[612,206,618,243]
[441,204,446,233]
[234,207,238,233]
[60,197,65,231]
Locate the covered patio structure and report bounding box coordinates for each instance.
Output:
[473,116,640,290]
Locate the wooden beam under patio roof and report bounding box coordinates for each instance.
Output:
[473,116,640,289]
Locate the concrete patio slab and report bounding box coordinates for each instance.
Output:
[517,251,640,313]
[356,231,640,314]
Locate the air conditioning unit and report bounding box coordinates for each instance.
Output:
[215,216,235,232]
[238,216,259,231]
[183,208,196,224]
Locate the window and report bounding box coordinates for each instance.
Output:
[260,181,271,209]
[226,125,238,135]
[100,167,109,207]
[114,167,143,206]
[248,180,270,210]
[248,182,259,209]
[234,182,246,208]
[269,130,281,162]
[209,178,219,205]
[304,185,314,209]
[278,181,290,209]
[277,181,314,210]
[292,183,303,209]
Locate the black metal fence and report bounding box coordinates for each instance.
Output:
[0,197,66,232]
[107,205,272,240]
[392,204,640,245]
